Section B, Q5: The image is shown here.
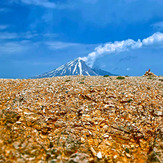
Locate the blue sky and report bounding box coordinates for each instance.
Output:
[0,0,163,78]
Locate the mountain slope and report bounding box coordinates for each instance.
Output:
[93,68,117,76]
[34,58,116,78]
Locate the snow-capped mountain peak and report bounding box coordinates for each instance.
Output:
[34,58,115,78]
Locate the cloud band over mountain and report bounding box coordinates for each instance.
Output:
[82,32,163,67]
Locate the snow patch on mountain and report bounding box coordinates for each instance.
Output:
[33,58,116,78]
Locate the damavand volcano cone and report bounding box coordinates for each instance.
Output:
[34,58,116,78]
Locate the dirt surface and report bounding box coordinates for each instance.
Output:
[0,76,162,162]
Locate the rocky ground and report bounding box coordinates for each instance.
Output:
[0,75,162,163]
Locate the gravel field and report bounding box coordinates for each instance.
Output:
[0,76,162,162]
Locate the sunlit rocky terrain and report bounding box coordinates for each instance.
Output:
[0,75,162,162]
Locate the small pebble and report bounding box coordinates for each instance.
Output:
[16,121,21,125]
[97,152,102,159]
[126,153,131,158]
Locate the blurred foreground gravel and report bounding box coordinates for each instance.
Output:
[0,76,162,162]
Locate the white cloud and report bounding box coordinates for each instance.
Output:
[0,32,38,40]
[45,41,80,50]
[0,25,8,30]
[0,32,40,55]
[43,33,58,38]
[0,31,59,40]
[12,0,56,8]
[152,21,163,30]
[23,32,38,39]
[142,32,163,45]
[0,42,29,54]
[83,39,143,67]
[82,32,163,67]
[0,32,19,39]
[0,31,59,42]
